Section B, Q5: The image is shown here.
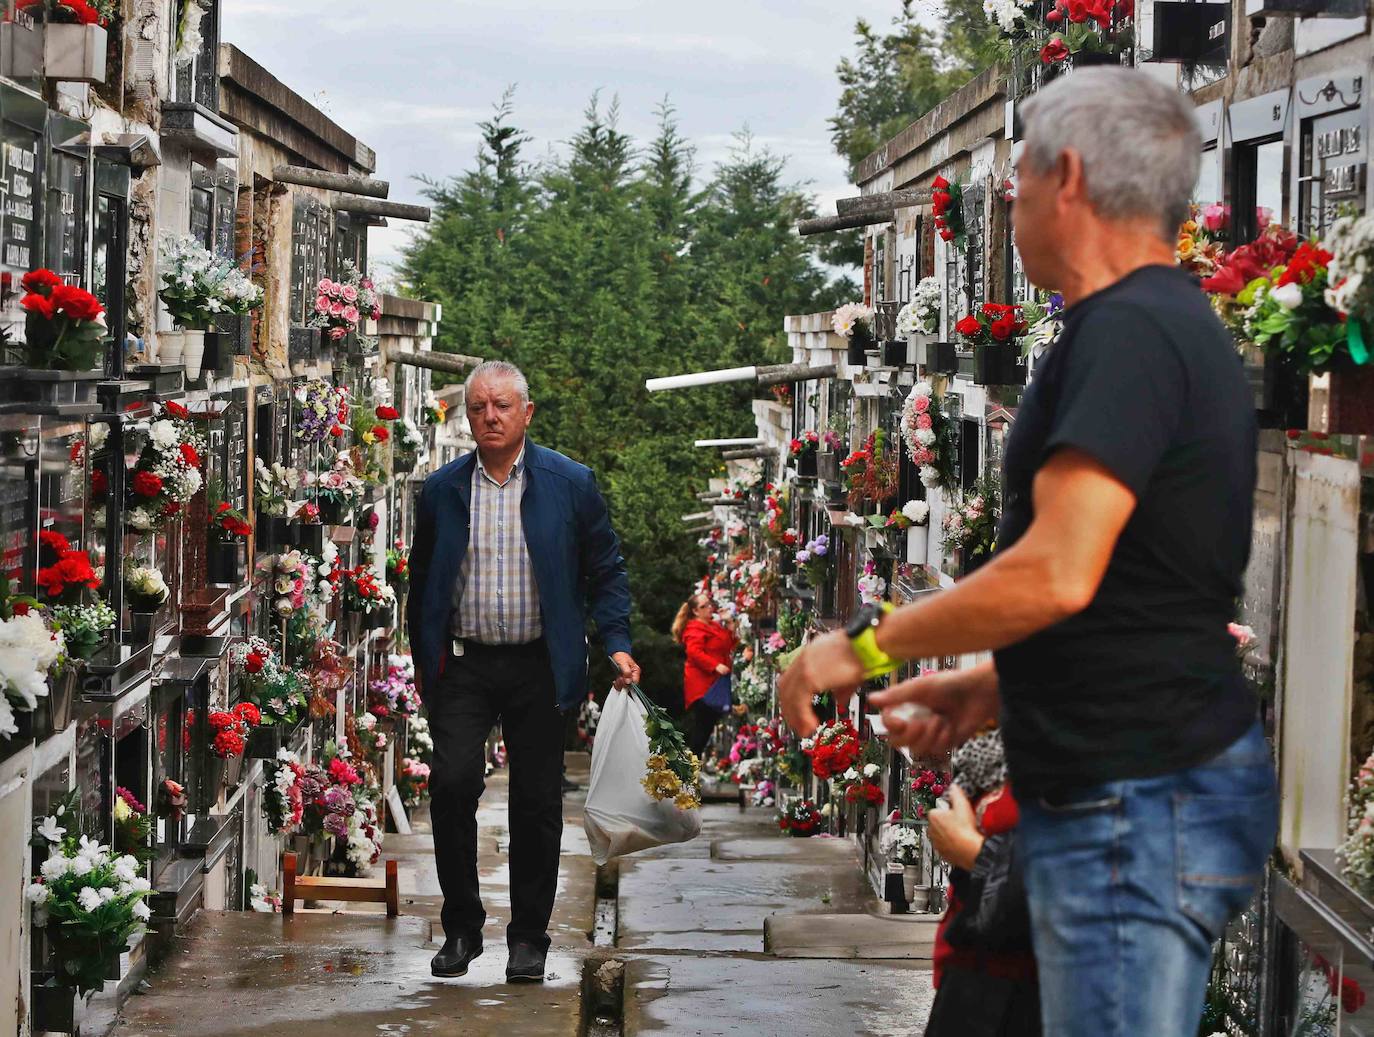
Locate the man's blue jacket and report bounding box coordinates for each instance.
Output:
[406,441,633,711]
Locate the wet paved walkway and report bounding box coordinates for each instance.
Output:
[111,755,935,1037]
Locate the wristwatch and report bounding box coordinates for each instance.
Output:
[845,602,900,680]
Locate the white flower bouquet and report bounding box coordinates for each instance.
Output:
[896,277,943,337]
[880,823,923,866]
[158,233,262,328]
[27,804,151,994]
[124,565,169,612]
[0,610,62,738]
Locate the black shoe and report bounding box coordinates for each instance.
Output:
[431,936,483,978]
[505,942,547,983]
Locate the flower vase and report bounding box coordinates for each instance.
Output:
[158,330,184,366]
[846,337,866,366]
[909,333,936,368]
[797,451,818,479]
[181,329,206,381]
[906,524,929,566]
[910,884,931,913]
[223,752,245,789]
[902,864,919,903]
[47,669,77,733]
[128,608,161,646]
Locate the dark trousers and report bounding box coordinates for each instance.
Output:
[683,699,723,757]
[426,639,565,951]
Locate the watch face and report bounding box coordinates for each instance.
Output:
[846,605,875,639]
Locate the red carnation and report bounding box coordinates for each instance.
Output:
[20,269,61,294]
[244,651,266,674]
[1041,38,1071,62]
[132,470,163,498]
[1046,5,1063,18]
[165,401,190,419]
[940,228,954,241]
[329,425,344,437]
[217,501,231,514]
[375,405,399,420]
[50,283,104,322]
[21,292,55,320]
[179,443,201,468]
[40,529,72,554]
[231,702,261,727]
[372,425,390,442]
[931,175,950,190]
[955,315,983,337]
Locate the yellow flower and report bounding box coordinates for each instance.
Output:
[1176,235,1195,258]
[113,798,131,823]
[363,431,376,445]
[674,790,701,811]
[1180,220,1198,237]
[646,754,667,770]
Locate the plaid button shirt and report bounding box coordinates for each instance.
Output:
[452,448,543,644]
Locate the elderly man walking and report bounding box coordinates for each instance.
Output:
[780,69,1276,1036]
[408,360,639,983]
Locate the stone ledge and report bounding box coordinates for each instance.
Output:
[764,911,940,959]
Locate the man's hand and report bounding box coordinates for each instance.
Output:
[868,663,1000,756]
[778,629,865,737]
[927,784,984,870]
[611,652,641,689]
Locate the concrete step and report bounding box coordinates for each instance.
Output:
[765,911,940,959]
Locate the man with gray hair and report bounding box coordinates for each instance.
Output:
[408,359,639,983]
[780,68,1275,1035]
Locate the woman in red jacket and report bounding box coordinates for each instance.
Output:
[671,592,737,756]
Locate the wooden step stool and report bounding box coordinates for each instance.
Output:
[281,852,399,917]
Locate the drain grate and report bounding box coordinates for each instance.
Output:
[580,955,625,1037]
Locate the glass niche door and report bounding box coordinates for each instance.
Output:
[92,158,130,377]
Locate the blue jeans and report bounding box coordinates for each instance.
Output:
[1017,721,1277,1037]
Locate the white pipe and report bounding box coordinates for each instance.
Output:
[694,437,766,448]
[681,512,713,523]
[645,366,758,392]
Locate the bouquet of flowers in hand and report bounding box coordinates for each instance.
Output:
[124,565,169,612]
[777,798,822,837]
[801,718,862,780]
[50,599,115,662]
[27,805,151,995]
[127,401,205,531]
[15,268,106,371]
[832,301,876,348]
[309,261,381,342]
[634,685,702,811]
[896,276,942,337]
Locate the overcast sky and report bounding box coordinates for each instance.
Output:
[221,0,941,277]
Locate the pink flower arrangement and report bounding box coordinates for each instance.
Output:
[310,262,381,341]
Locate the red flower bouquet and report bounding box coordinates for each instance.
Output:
[931,175,966,245]
[777,798,822,837]
[16,267,107,371]
[802,718,862,780]
[954,303,1029,346]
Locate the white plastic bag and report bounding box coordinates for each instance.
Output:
[583,688,702,865]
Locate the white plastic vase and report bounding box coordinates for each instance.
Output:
[158,330,184,365]
[182,330,206,381]
[907,524,929,566]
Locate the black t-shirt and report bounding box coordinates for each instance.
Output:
[993,265,1258,798]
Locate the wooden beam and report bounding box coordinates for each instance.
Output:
[332,194,431,223]
[835,187,930,217]
[391,350,483,375]
[756,363,838,387]
[722,447,777,461]
[281,852,399,917]
[796,210,894,236]
[273,164,390,198]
